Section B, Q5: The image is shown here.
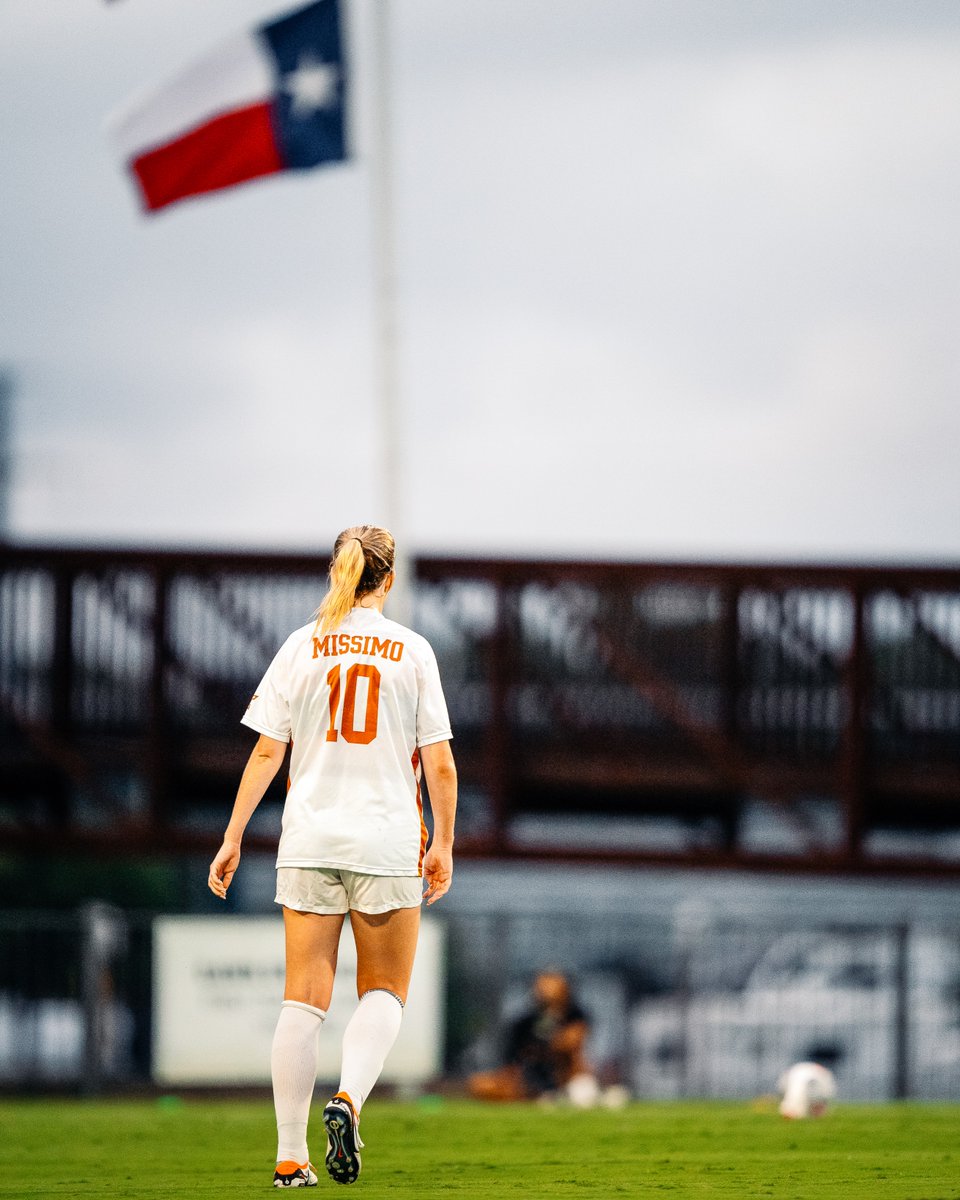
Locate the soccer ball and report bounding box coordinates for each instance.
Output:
[565,1072,601,1108]
[777,1061,836,1119]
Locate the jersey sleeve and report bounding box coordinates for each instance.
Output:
[241,642,292,743]
[415,641,453,748]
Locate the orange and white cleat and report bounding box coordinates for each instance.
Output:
[322,1093,364,1185]
[273,1160,318,1188]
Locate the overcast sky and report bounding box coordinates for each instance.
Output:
[2,0,959,561]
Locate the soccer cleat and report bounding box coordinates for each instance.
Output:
[322,1093,364,1185]
[273,1160,318,1187]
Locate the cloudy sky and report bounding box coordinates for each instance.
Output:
[2,0,959,561]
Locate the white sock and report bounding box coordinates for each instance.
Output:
[337,989,404,1113]
[272,1000,325,1163]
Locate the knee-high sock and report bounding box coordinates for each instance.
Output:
[272,1000,325,1163]
[338,989,404,1113]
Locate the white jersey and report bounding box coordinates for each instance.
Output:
[241,606,452,876]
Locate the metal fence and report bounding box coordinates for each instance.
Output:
[449,911,960,1102]
[628,921,960,1101]
[3,905,958,1101]
[0,905,151,1091]
[2,546,959,872]
[415,559,960,864]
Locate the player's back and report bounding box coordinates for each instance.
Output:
[244,606,451,875]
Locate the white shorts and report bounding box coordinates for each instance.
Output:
[275,867,423,916]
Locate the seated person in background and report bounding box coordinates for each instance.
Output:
[468,970,598,1104]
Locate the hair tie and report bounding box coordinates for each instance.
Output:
[353,537,364,548]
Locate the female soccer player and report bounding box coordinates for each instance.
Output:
[207,526,457,1188]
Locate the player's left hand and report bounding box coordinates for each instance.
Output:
[422,843,453,905]
[208,840,242,899]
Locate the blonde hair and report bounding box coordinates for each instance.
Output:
[315,525,396,636]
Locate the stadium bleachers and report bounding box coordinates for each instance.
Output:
[1,545,958,872]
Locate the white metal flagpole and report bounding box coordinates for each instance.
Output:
[368,0,412,626]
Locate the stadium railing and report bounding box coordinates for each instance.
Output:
[1,546,958,872]
[3,904,959,1102]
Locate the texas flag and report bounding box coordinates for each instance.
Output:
[112,0,347,213]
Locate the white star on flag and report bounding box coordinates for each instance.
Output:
[283,53,339,115]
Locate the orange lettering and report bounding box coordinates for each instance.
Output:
[341,664,380,744]
[325,665,342,741]
[324,663,381,744]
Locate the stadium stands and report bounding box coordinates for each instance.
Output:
[1,546,958,873]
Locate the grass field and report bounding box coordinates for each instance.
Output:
[0,1097,958,1199]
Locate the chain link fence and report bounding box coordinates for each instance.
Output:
[3,904,958,1101]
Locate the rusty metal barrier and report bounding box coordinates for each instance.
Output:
[1,546,958,872]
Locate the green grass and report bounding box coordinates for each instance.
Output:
[0,1097,958,1198]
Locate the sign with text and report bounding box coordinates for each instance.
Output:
[152,915,444,1085]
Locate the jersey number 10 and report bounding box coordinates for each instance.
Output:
[325,663,381,744]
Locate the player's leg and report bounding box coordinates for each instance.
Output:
[468,1064,529,1101]
[352,902,421,1004]
[322,875,421,1184]
[272,869,347,1187]
[281,905,345,1009]
[341,889,421,1107]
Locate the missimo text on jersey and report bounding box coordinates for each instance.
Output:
[312,634,406,662]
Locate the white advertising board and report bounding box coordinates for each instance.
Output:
[152,915,444,1086]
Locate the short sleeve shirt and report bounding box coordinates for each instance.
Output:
[242,607,452,876]
[507,1003,591,1091]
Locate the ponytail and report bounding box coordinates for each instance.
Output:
[316,539,366,635]
[315,525,396,636]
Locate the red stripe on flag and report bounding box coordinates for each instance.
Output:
[130,102,282,212]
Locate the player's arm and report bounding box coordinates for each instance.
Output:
[207,733,288,899]
[420,739,457,905]
[551,1019,589,1057]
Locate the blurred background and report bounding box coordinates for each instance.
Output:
[2,0,959,1103]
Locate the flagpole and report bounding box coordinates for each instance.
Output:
[368,0,411,626]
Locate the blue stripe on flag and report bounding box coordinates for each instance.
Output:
[260,0,347,170]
